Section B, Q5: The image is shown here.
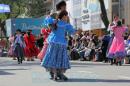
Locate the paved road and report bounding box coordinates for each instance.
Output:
[0,57,130,86]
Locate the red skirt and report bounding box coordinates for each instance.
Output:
[24,46,39,58]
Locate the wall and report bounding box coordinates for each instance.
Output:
[67,0,82,29]
[6,18,45,37]
[112,0,130,25]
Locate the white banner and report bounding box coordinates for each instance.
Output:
[81,0,109,31]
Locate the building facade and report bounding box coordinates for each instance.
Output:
[66,0,82,29]
[112,0,130,25]
[47,0,130,32]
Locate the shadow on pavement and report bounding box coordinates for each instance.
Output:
[0,62,40,67]
[122,64,130,66]
[0,59,129,67]
[0,71,15,75]
[71,62,130,67]
[71,62,110,67]
[65,78,130,83]
[0,68,29,71]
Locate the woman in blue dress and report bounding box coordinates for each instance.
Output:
[41,10,76,81]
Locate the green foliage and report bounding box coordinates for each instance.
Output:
[0,0,50,37]
[0,0,49,20]
[0,14,7,20]
[26,0,50,18]
[0,0,26,21]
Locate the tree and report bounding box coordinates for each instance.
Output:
[0,0,50,20]
[0,0,26,36]
[99,0,109,31]
[26,0,51,18]
[0,0,25,19]
[0,0,50,36]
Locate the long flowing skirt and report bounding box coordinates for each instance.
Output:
[41,42,70,72]
[108,37,126,59]
[8,46,15,57]
[24,46,39,58]
[37,43,48,61]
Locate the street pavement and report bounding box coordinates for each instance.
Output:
[0,57,130,86]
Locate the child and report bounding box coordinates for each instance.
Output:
[38,1,67,61]
[39,0,68,79]
[41,10,77,81]
[8,34,16,60]
[14,29,25,64]
[108,21,127,66]
[37,29,51,62]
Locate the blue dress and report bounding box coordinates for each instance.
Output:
[41,20,76,71]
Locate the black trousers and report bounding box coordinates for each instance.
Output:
[17,57,23,63]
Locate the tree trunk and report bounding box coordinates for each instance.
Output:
[0,20,6,37]
[99,0,109,30]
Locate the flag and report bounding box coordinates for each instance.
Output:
[0,4,10,13]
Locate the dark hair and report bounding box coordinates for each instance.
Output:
[56,1,66,11]
[22,31,26,36]
[117,21,122,26]
[27,31,31,36]
[52,10,68,30]
[16,29,21,32]
[58,10,68,19]
[28,29,32,32]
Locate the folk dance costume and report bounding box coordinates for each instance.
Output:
[37,16,53,61]
[14,34,25,64]
[108,24,127,66]
[107,17,119,64]
[24,33,39,61]
[8,35,15,57]
[41,19,76,81]
[37,28,51,61]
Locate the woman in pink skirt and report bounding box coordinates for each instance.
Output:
[8,34,16,60]
[108,21,127,66]
[37,28,51,62]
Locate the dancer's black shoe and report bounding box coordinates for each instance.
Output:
[60,74,68,81]
[50,72,54,79]
[119,61,122,66]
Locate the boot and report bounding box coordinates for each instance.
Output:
[50,72,54,79]
[17,57,20,64]
[57,72,62,80]
[116,62,118,66]
[20,57,23,64]
[110,59,114,65]
[119,61,122,66]
[60,74,68,81]
[53,73,58,81]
